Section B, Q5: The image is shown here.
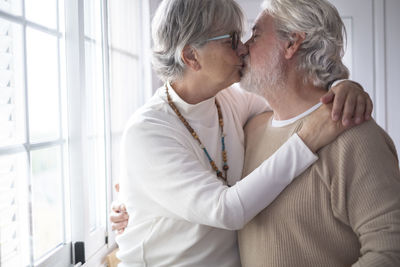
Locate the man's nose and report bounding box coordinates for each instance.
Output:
[236,40,248,57]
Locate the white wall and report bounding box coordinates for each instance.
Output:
[149,0,164,90]
[385,0,400,152]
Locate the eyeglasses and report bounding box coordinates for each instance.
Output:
[206,31,239,50]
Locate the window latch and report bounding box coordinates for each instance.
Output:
[73,241,85,265]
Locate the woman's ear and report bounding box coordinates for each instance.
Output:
[284,32,305,59]
[181,45,201,71]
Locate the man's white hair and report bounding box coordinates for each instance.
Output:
[152,0,245,82]
[262,0,349,88]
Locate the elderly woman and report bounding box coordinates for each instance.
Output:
[115,0,372,266]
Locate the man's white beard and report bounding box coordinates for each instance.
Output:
[240,44,286,97]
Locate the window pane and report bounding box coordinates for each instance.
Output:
[31,146,64,260]
[0,152,30,267]
[108,0,143,185]
[84,0,102,41]
[26,28,60,142]
[0,0,22,16]
[109,52,138,183]
[109,49,141,183]
[109,52,139,132]
[108,0,140,54]
[0,19,25,147]
[25,0,57,29]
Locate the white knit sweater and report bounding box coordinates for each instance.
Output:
[116,83,318,267]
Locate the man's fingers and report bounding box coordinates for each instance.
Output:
[354,94,366,124]
[365,97,373,120]
[331,90,347,122]
[320,90,334,104]
[111,204,119,212]
[111,203,126,213]
[341,93,357,127]
[110,211,128,223]
[114,183,120,193]
[112,221,128,232]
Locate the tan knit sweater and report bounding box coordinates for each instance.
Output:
[238,112,400,267]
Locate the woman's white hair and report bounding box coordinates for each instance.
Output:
[152,0,244,82]
[262,0,349,88]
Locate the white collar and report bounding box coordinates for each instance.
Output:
[161,81,217,120]
[271,102,322,128]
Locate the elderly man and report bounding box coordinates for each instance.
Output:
[238,0,400,266]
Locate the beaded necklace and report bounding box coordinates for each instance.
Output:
[165,85,229,184]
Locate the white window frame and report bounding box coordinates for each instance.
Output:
[0,0,71,266]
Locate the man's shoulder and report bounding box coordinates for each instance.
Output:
[320,119,398,166]
[337,119,395,149]
[244,111,274,136]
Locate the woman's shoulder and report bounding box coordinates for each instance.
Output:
[244,111,273,136]
[217,84,247,101]
[217,84,267,109]
[123,89,181,136]
[132,87,175,118]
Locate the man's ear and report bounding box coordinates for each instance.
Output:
[181,45,201,71]
[284,32,305,59]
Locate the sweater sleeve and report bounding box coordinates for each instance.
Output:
[123,118,317,230]
[330,121,400,266]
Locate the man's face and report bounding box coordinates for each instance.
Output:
[240,12,287,96]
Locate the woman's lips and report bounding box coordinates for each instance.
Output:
[237,63,246,77]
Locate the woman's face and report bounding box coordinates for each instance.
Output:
[196,33,248,89]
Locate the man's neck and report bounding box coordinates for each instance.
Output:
[264,73,327,120]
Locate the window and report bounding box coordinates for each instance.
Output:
[0,0,69,265]
[107,1,152,220]
[0,0,152,266]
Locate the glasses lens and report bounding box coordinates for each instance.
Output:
[232,32,238,49]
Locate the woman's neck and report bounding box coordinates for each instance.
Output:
[170,76,225,104]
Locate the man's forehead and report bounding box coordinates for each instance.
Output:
[252,12,270,32]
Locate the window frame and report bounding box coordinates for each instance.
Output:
[0,0,71,265]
